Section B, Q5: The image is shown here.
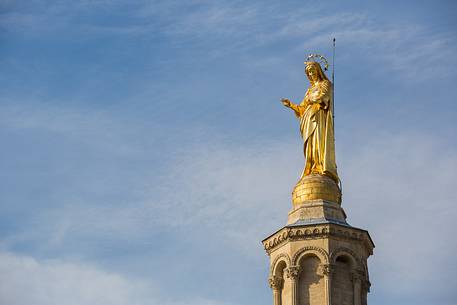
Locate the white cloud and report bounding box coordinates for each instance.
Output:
[0,251,237,305]
[10,138,300,258]
[0,251,151,305]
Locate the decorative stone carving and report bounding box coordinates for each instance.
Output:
[286,265,301,280]
[318,263,333,276]
[269,275,284,290]
[263,225,372,255]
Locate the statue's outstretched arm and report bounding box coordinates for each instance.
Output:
[281,98,304,117]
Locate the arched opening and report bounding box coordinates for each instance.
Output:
[331,254,354,305]
[297,255,324,305]
[274,260,288,305]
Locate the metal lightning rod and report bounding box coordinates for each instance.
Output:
[332,38,335,120]
[331,38,342,193]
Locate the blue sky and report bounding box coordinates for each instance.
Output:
[1,1,456,304]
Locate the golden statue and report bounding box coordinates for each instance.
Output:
[281,58,339,183]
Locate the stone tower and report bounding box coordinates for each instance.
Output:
[262,174,374,305]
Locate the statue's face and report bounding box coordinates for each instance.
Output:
[306,65,319,82]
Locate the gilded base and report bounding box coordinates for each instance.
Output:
[292,174,341,207]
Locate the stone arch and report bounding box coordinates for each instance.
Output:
[330,247,364,273]
[269,254,290,305]
[295,249,327,305]
[292,246,329,266]
[270,253,291,276]
[330,247,368,305]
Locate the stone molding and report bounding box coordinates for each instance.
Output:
[331,246,371,287]
[263,224,373,255]
[270,253,291,275]
[330,247,364,272]
[292,246,329,266]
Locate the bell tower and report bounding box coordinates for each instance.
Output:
[263,55,374,305]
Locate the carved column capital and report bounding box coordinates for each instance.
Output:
[286,265,300,280]
[319,263,334,276]
[269,275,284,290]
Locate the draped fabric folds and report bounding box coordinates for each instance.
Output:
[297,75,338,183]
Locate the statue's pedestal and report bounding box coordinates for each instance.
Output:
[287,199,347,225]
[292,174,341,206]
[288,174,346,225]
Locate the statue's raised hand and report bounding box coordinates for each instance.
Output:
[281,98,291,108]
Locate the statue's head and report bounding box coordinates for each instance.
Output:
[305,61,328,83]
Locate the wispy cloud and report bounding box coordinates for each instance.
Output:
[2,1,455,81]
[307,26,457,81]
[0,103,141,156]
[0,251,237,305]
[340,132,457,299]
[0,251,152,305]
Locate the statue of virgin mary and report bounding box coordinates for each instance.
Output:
[281,60,339,183]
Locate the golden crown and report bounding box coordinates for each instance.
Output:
[305,54,329,71]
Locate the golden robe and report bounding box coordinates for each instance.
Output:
[292,79,338,182]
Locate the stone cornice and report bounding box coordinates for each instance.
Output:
[262,223,374,255]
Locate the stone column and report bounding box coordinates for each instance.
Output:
[352,271,363,305]
[319,264,333,305]
[286,265,300,305]
[269,275,284,305]
[361,279,371,305]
